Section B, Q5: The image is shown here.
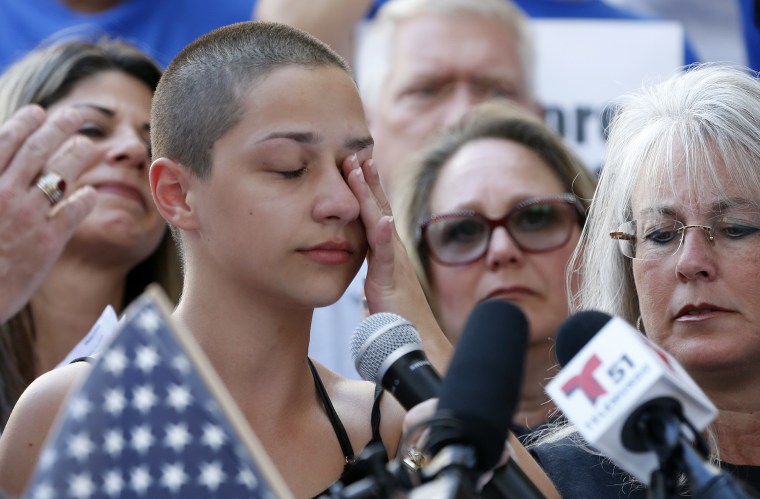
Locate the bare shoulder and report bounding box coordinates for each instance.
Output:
[0,361,91,497]
[311,362,406,458]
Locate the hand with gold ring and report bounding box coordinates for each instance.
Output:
[0,105,97,322]
[34,170,67,206]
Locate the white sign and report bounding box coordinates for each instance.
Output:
[531,19,685,173]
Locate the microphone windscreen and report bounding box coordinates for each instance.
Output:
[554,310,613,368]
[350,312,421,382]
[432,299,529,471]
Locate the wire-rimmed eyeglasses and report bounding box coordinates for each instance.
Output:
[417,193,585,266]
[610,215,760,260]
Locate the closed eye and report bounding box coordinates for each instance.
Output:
[279,167,308,179]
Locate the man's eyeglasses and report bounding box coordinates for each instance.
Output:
[417,193,584,266]
[610,214,760,260]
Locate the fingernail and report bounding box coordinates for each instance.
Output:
[354,166,365,183]
[351,154,360,169]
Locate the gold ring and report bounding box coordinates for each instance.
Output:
[34,171,67,206]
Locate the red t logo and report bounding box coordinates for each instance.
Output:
[561,354,606,404]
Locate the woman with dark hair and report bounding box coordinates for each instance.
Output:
[396,100,597,435]
[0,39,181,428]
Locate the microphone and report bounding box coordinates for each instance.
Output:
[424,299,527,472]
[546,311,748,498]
[350,312,441,410]
[350,301,546,499]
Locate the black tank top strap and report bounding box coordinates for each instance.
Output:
[307,359,389,499]
[69,356,96,364]
[307,358,355,464]
[369,383,384,444]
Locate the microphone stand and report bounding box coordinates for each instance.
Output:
[624,398,748,499]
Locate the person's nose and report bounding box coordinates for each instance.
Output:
[106,127,149,171]
[312,163,361,224]
[674,226,717,282]
[441,85,479,128]
[484,225,524,269]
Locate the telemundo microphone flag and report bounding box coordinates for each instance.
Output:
[24,286,294,499]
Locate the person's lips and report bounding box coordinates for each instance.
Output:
[481,287,535,303]
[94,181,146,207]
[675,303,731,321]
[299,241,355,265]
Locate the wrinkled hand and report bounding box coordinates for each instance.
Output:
[343,155,453,372]
[0,105,96,322]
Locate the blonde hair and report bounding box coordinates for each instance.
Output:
[529,64,760,479]
[570,64,760,323]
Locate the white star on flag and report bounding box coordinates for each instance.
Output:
[135,308,160,333]
[166,383,193,412]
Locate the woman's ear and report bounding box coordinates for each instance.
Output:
[150,158,199,230]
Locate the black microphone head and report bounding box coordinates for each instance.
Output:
[350,312,421,383]
[554,310,613,368]
[428,299,529,471]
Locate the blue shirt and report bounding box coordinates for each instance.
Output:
[0,0,257,71]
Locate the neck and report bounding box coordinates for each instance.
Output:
[512,339,558,430]
[689,370,760,465]
[174,262,315,422]
[712,410,760,465]
[700,379,760,465]
[31,256,129,374]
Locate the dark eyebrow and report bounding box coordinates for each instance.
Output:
[71,103,150,133]
[257,131,374,152]
[71,103,115,117]
[346,136,374,152]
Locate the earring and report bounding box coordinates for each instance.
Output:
[636,315,645,333]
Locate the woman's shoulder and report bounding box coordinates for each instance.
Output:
[311,359,376,400]
[312,361,405,457]
[531,435,647,499]
[1,361,92,440]
[0,362,92,496]
[313,361,402,425]
[6,361,92,429]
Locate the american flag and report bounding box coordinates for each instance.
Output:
[24,287,293,499]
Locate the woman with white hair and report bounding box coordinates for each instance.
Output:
[530,64,760,497]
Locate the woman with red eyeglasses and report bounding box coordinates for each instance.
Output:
[396,100,597,436]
